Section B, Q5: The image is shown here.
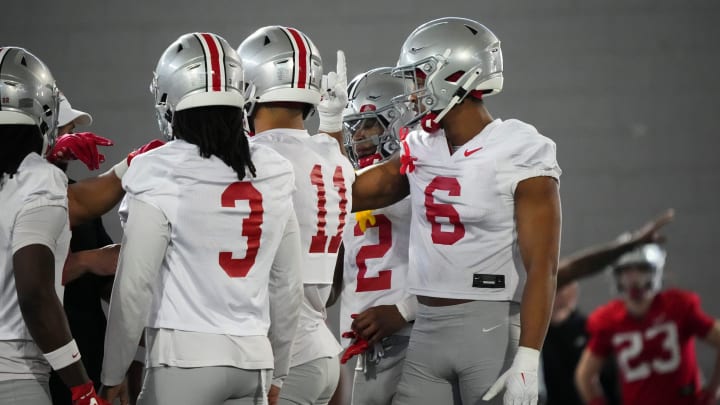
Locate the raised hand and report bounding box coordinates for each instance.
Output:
[318,50,348,134]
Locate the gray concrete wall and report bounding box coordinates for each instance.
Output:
[3,0,719,375]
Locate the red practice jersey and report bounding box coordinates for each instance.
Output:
[587,289,715,405]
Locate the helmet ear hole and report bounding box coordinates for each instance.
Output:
[464,25,478,35]
[444,71,465,83]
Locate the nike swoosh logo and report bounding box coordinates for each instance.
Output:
[482,324,502,333]
[71,352,79,358]
[464,146,483,157]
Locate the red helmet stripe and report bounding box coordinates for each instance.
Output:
[285,27,309,89]
[196,33,225,92]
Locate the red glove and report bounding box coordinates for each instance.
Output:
[71,381,110,405]
[47,132,114,171]
[340,336,369,364]
[127,139,165,165]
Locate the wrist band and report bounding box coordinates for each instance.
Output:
[44,339,81,370]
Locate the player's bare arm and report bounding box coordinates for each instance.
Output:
[557,209,674,288]
[62,243,120,285]
[351,305,408,346]
[67,171,124,227]
[327,243,345,308]
[13,244,91,388]
[352,154,408,212]
[701,320,720,403]
[515,176,561,350]
[575,348,606,404]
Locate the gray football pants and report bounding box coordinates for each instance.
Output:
[392,300,520,405]
[137,365,271,405]
[351,334,409,405]
[279,356,339,405]
[0,379,51,405]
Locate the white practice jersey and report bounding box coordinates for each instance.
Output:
[0,153,70,341]
[250,129,355,284]
[250,128,355,365]
[0,153,70,380]
[402,119,561,302]
[121,140,296,336]
[339,198,411,346]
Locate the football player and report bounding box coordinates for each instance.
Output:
[576,244,720,405]
[0,46,110,405]
[334,67,415,405]
[99,33,303,405]
[351,17,562,405]
[238,26,355,405]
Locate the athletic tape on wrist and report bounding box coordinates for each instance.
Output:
[44,339,81,370]
[112,159,129,179]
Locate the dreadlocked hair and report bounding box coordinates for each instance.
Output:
[0,125,43,179]
[172,106,256,180]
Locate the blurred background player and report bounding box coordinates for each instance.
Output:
[333,67,415,405]
[542,209,673,405]
[351,17,561,405]
[0,46,110,405]
[575,243,720,405]
[238,25,355,405]
[100,32,302,405]
[45,91,120,405]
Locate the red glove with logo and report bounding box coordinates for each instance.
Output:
[70,381,110,405]
[47,132,114,171]
[340,331,369,364]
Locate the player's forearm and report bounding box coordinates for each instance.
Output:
[708,351,720,396]
[326,131,346,156]
[16,280,90,386]
[62,251,92,285]
[708,322,720,392]
[575,372,604,404]
[557,238,637,288]
[352,158,408,212]
[519,266,556,350]
[68,171,124,227]
[326,244,345,308]
[575,349,606,404]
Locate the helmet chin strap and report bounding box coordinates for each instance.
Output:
[41,135,50,157]
[425,67,484,133]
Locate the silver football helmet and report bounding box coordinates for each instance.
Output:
[343,67,411,169]
[0,47,60,155]
[151,32,245,139]
[237,26,322,117]
[612,243,667,296]
[392,17,503,130]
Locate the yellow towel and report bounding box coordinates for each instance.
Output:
[355,210,376,233]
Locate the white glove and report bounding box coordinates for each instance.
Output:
[318,50,348,133]
[483,346,539,405]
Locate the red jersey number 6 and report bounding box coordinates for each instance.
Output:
[425,176,465,245]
